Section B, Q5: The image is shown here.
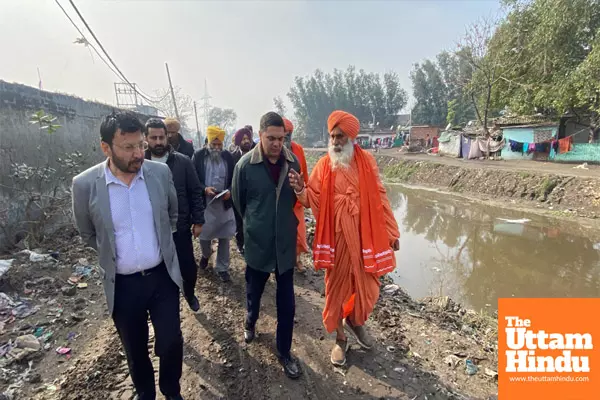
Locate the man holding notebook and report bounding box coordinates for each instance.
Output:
[192,126,236,282]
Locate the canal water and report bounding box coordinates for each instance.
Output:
[387,185,600,312]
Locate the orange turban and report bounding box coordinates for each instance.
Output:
[283,118,294,133]
[327,110,360,139]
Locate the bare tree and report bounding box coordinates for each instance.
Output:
[153,87,194,128]
[456,17,523,135]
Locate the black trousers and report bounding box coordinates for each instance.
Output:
[234,209,244,250]
[245,265,295,358]
[112,263,183,399]
[173,229,197,301]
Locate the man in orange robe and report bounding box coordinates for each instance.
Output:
[283,118,309,272]
[289,111,400,367]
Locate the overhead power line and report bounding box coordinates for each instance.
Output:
[54,0,124,83]
[57,0,167,104]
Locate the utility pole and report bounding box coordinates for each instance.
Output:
[200,79,212,132]
[165,62,180,120]
[193,101,201,145]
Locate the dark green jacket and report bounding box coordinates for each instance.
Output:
[232,145,300,274]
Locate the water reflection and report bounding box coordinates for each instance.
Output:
[387,185,600,311]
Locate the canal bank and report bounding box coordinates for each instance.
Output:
[304,149,600,221]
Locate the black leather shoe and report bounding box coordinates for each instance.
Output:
[186,296,200,312]
[218,271,231,282]
[165,395,184,400]
[199,257,209,270]
[280,355,301,379]
[244,325,255,343]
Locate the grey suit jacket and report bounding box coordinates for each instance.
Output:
[71,159,183,315]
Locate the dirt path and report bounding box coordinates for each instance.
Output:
[19,239,498,400]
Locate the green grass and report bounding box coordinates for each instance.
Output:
[383,161,419,181]
[538,177,558,198]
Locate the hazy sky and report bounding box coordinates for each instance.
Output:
[0,0,501,130]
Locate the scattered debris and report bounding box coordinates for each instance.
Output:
[485,368,498,379]
[15,335,41,352]
[55,347,71,355]
[573,162,589,170]
[382,284,400,295]
[443,354,462,369]
[12,301,40,319]
[19,250,55,263]
[61,286,77,296]
[0,260,14,278]
[465,359,478,375]
[496,218,530,224]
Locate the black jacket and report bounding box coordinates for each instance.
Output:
[175,135,195,159]
[231,142,256,166]
[192,148,235,210]
[145,149,205,231]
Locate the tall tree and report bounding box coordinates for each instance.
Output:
[491,0,600,132]
[437,51,476,126]
[208,107,237,131]
[273,96,287,117]
[410,60,448,126]
[456,17,518,134]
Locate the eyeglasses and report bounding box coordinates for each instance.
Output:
[113,142,148,153]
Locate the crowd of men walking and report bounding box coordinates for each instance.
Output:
[71,109,400,400]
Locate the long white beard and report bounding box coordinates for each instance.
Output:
[328,141,354,169]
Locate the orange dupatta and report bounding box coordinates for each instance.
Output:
[312,145,396,277]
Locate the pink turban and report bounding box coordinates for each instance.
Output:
[327,110,360,139]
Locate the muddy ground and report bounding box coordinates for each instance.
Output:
[0,227,498,400]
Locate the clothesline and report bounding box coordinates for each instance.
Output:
[509,126,589,145]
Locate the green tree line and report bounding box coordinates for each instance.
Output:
[410,0,600,135]
[286,66,407,144]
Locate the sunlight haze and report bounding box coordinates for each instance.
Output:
[0,0,500,128]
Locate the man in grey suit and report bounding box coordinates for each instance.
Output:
[72,111,185,400]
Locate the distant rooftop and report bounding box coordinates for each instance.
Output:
[493,114,556,127]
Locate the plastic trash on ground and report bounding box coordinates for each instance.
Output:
[0,260,14,279]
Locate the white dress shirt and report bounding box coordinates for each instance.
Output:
[105,163,162,274]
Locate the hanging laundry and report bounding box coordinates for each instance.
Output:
[522,142,529,154]
[533,142,549,153]
[527,143,536,154]
[509,139,523,152]
[549,140,558,159]
[558,136,573,154]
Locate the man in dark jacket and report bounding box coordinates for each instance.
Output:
[192,126,236,282]
[232,112,302,380]
[145,118,205,311]
[230,126,255,254]
[165,118,195,158]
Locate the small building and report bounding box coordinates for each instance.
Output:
[437,130,462,157]
[410,125,441,144]
[356,127,396,148]
[495,115,559,161]
[497,114,600,163]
